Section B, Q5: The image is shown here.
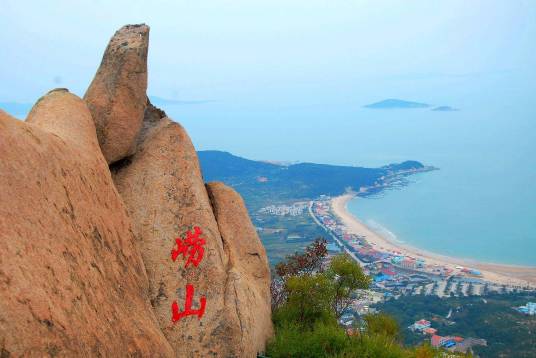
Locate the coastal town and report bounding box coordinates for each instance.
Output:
[309,196,536,352]
[258,202,308,217]
[256,195,536,353]
[407,318,487,354]
[258,195,535,304]
[309,196,535,297]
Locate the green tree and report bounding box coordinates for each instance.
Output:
[363,313,401,341]
[267,322,349,358]
[275,273,335,328]
[267,252,468,357]
[326,254,371,317]
[275,238,327,277]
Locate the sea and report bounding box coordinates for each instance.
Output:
[163,75,536,267]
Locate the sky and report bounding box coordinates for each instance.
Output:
[1,0,535,162]
[1,1,534,101]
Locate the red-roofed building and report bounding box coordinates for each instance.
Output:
[416,319,430,326]
[424,328,437,335]
[431,335,444,348]
[381,268,396,276]
[358,248,369,255]
[410,319,431,331]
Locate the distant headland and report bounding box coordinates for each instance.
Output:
[431,105,459,112]
[364,99,459,111]
[364,98,430,109]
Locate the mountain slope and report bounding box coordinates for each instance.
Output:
[198,150,431,202]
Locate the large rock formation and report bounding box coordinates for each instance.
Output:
[0,24,272,357]
[113,112,272,356]
[0,91,173,357]
[84,24,149,164]
[206,182,273,354]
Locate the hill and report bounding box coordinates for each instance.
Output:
[198,150,432,204]
[432,106,459,112]
[364,98,430,109]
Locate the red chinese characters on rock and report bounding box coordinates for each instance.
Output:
[171,284,206,322]
[171,226,206,268]
[171,226,207,323]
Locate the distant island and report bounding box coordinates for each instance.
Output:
[431,105,459,112]
[364,98,430,109]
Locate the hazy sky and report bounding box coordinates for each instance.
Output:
[1,0,535,107]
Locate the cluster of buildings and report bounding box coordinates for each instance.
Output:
[312,200,334,225]
[431,335,487,354]
[310,197,486,299]
[514,302,536,315]
[408,319,437,335]
[408,319,486,353]
[309,197,534,355]
[258,202,307,216]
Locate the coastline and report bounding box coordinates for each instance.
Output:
[331,194,536,288]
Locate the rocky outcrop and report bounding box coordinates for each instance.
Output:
[0,91,173,357]
[206,182,273,356]
[112,112,271,356]
[84,24,149,164]
[112,117,229,356]
[0,24,272,357]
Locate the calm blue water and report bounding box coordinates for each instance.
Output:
[342,103,536,266]
[165,85,536,266]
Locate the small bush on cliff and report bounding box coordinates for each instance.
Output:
[363,313,401,341]
[275,238,328,277]
[267,247,466,358]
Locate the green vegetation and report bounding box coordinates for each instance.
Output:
[267,241,459,357]
[364,313,401,341]
[253,207,325,267]
[198,150,430,267]
[374,292,536,357]
[198,150,428,202]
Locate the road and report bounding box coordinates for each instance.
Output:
[308,200,366,266]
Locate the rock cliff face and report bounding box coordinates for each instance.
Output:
[0,24,272,357]
[84,24,149,164]
[0,92,174,357]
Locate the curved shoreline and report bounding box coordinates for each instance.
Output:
[331,194,536,287]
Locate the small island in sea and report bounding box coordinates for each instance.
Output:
[432,105,459,112]
[364,98,430,109]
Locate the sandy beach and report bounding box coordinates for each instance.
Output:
[331,194,536,288]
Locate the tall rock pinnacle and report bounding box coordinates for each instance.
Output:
[84,24,149,164]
